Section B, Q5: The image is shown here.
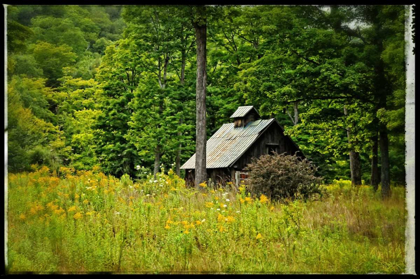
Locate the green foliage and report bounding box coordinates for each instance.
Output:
[7,5,406,186]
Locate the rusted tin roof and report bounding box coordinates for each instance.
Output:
[230,106,260,118]
[181,118,274,169]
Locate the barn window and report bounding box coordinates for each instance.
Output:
[266,143,279,155]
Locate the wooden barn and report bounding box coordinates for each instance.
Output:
[181,106,304,187]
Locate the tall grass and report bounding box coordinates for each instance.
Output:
[7,167,406,274]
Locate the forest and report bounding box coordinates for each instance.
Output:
[6,5,411,274]
[7,5,407,187]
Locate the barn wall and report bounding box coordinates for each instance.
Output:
[184,168,232,187]
[233,122,301,171]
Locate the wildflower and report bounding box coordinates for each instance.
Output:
[223,204,227,208]
[68,206,77,212]
[205,202,214,208]
[217,208,220,211]
[86,211,95,216]
[75,194,80,199]
[225,199,230,202]
[220,203,225,208]
[199,182,207,188]
[270,206,275,211]
[195,220,202,225]
[54,208,65,215]
[259,194,269,204]
[240,198,245,204]
[222,192,228,196]
[236,211,240,213]
[245,197,253,203]
[256,233,263,240]
[19,214,26,220]
[83,199,89,205]
[165,224,171,230]
[136,165,141,170]
[183,230,190,234]
[227,216,235,223]
[73,212,83,220]
[217,214,224,222]
[218,226,226,232]
[210,190,215,194]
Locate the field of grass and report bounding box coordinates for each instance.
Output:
[6,166,406,274]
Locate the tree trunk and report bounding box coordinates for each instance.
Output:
[344,106,362,186]
[371,132,380,191]
[379,128,391,198]
[194,6,207,188]
[176,118,183,176]
[175,50,187,177]
[153,145,161,179]
[293,101,299,125]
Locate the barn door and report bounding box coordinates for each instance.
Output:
[235,171,249,187]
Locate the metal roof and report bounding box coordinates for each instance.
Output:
[230,106,259,118]
[180,118,274,169]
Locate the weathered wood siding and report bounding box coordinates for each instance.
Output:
[184,121,304,187]
[185,168,231,187]
[233,122,302,171]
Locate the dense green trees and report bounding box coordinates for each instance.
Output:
[7,5,407,195]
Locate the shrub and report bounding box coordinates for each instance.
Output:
[245,152,323,200]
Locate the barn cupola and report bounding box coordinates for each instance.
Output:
[230,106,260,128]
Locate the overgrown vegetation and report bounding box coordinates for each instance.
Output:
[7,169,405,273]
[246,153,323,200]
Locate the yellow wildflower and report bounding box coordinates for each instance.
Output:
[217,213,224,222]
[183,230,190,234]
[165,224,171,230]
[86,211,95,216]
[270,206,275,211]
[245,197,253,203]
[73,212,83,220]
[19,214,26,220]
[54,208,65,215]
[259,194,269,204]
[219,226,226,232]
[210,190,215,194]
[195,220,202,225]
[83,199,89,205]
[68,206,77,212]
[205,202,214,208]
[215,197,219,200]
[199,182,207,188]
[226,216,235,223]
[256,233,263,240]
[240,198,245,204]
[75,193,80,200]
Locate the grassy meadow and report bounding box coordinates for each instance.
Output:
[6,166,406,274]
